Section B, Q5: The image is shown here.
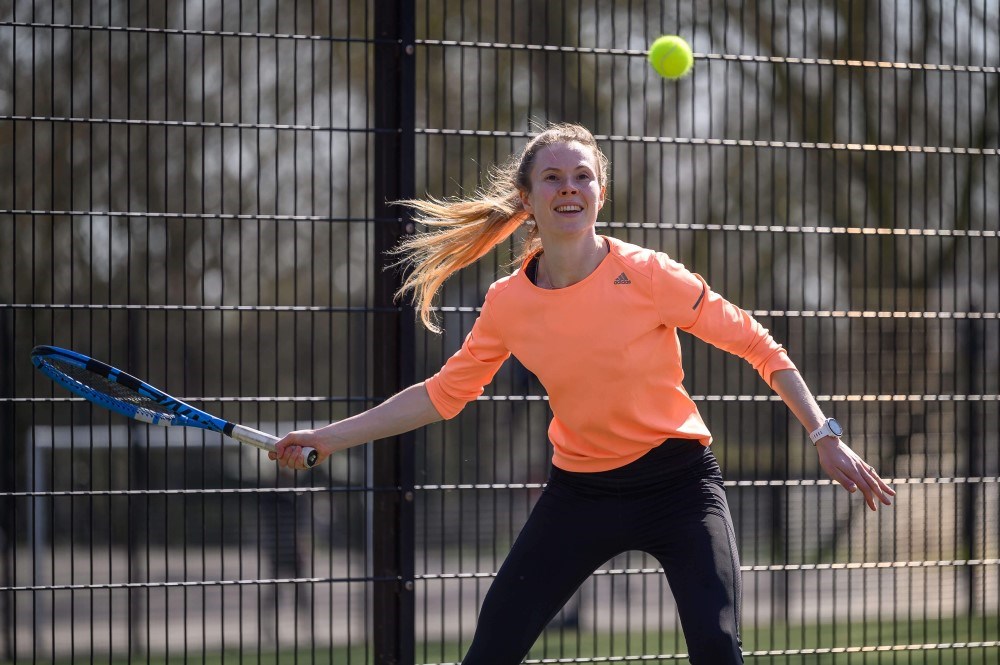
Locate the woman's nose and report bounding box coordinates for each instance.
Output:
[560,181,578,194]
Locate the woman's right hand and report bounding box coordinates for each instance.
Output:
[270,429,331,470]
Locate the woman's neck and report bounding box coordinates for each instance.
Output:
[535,233,609,289]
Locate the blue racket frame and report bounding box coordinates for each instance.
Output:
[30,345,319,467]
[31,345,228,432]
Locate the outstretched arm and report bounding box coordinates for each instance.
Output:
[270,382,442,469]
[770,368,895,511]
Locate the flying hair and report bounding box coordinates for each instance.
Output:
[390,123,610,332]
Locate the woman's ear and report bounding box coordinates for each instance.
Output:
[519,189,533,214]
[598,186,607,210]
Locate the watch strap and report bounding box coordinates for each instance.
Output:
[809,419,841,444]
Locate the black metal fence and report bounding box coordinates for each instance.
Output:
[1,1,998,663]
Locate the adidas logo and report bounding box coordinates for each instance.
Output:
[613,272,631,285]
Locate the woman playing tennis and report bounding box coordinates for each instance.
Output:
[272,123,895,664]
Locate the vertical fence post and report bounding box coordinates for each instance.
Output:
[0,310,14,662]
[126,310,147,660]
[373,1,416,663]
[964,312,981,617]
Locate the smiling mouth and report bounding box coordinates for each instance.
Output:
[555,205,583,213]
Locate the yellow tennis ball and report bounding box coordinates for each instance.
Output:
[648,35,693,79]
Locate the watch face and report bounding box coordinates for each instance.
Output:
[828,418,843,437]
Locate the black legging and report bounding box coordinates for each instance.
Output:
[462,439,744,665]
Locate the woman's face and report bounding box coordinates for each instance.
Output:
[519,141,605,239]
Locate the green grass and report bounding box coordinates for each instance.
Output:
[522,614,999,664]
[16,615,998,665]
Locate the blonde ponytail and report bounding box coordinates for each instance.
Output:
[391,123,609,333]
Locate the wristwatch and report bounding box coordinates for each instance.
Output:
[809,418,844,445]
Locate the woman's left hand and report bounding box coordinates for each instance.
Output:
[815,437,896,511]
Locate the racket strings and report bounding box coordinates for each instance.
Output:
[45,357,173,417]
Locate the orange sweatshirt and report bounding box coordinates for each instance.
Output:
[424,235,797,472]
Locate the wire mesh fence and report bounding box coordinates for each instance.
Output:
[1,0,998,663]
[2,1,379,662]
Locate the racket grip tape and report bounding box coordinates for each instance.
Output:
[227,424,319,468]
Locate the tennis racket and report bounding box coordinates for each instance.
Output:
[31,345,318,468]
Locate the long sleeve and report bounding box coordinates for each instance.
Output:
[651,252,797,388]
[423,291,511,419]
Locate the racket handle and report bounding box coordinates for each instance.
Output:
[229,424,318,468]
